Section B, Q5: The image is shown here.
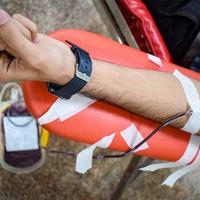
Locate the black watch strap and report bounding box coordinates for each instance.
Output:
[48,41,92,99]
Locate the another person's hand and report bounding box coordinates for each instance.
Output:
[0,10,75,84]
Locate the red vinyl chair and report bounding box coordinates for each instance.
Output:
[116,0,172,62]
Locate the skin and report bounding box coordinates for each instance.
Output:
[0,10,200,131]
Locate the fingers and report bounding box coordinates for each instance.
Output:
[6,18,31,57]
[0,39,5,51]
[12,18,32,41]
[0,19,30,57]
[0,14,37,55]
[0,10,39,63]
[12,13,38,41]
[5,58,41,81]
[0,53,40,82]
[0,16,33,52]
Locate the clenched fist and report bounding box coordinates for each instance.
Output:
[0,9,75,85]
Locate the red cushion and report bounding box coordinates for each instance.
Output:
[22,30,200,162]
[117,0,172,62]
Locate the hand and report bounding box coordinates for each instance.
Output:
[0,13,38,52]
[0,10,75,85]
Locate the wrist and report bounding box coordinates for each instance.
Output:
[48,41,93,99]
[55,48,76,85]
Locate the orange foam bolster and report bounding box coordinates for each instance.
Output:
[22,30,199,163]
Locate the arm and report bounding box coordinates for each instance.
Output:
[0,10,199,129]
[59,58,200,128]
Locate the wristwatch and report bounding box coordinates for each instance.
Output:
[47,40,92,99]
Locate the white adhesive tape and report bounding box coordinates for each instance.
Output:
[38,99,58,125]
[55,94,96,120]
[162,148,200,187]
[147,54,163,68]
[182,112,200,134]
[38,94,96,125]
[140,134,200,187]
[139,134,200,171]
[76,133,115,174]
[120,123,149,153]
[173,69,200,134]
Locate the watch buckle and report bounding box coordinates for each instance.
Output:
[75,63,91,82]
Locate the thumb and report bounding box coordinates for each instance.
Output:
[0,10,38,62]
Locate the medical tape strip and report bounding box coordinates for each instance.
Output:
[139,134,200,171]
[173,69,200,134]
[37,101,58,125]
[140,134,200,187]
[147,54,163,68]
[75,133,116,173]
[162,148,200,187]
[38,94,96,125]
[120,123,149,152]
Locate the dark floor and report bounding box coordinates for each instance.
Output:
[0,0,200,200]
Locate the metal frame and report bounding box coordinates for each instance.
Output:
[92,0,138,48]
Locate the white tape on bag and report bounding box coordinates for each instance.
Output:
[173,69,200,134]
[38,94,96,125]
[76,133,115,174]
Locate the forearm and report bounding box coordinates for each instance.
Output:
[0,10,198,130]
[80,59,200,128]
